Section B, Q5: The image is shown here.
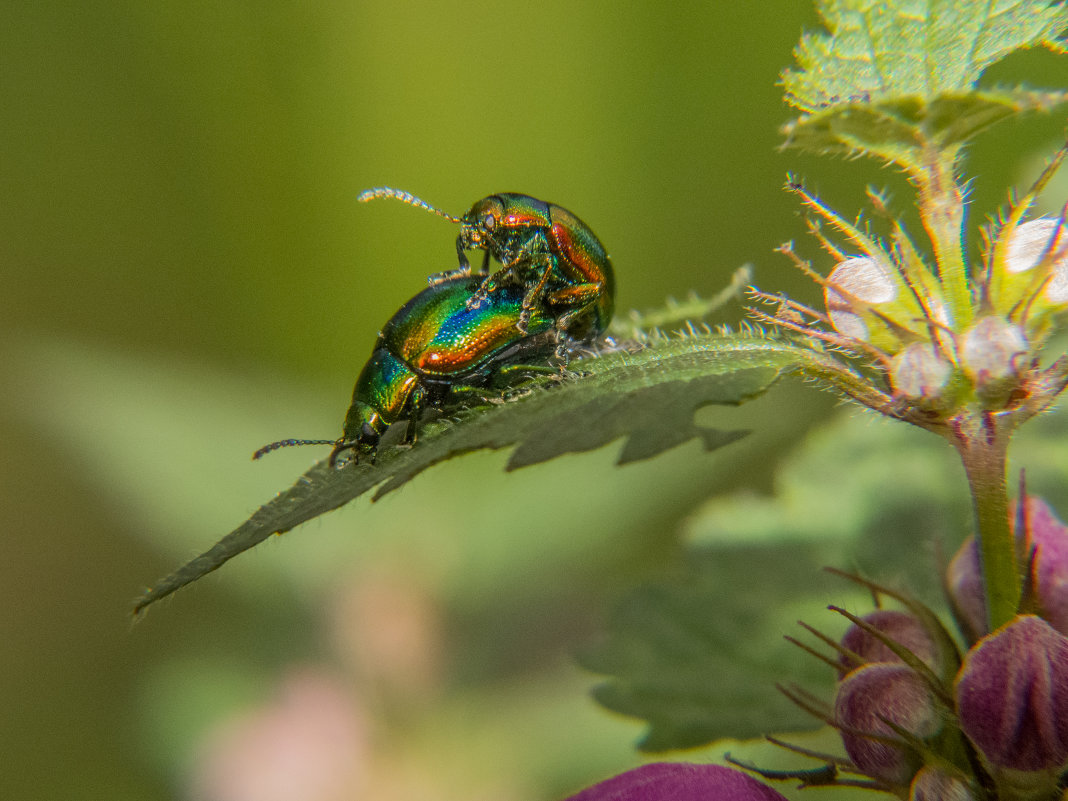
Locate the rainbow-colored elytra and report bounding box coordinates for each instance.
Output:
[252,274,586,467]
[332,274,561,465]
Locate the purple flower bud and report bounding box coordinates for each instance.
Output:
[909,766,976,801]
[1025,497,1068,636]
[838,610,939,676]
[955,615,1068,773]
[946,535,988,643]
[561,763,789,801]
[947,497,1068,640]
[835,663,940,786]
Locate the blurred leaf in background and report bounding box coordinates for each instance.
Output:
[584,405,1068,753]
[3,1,1067,800]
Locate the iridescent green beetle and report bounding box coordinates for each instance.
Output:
[357,188,615,337]
[254,274,564,466]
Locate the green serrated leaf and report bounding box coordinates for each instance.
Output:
[581,548,842,750]
[507,377,750,469]
[783,0,1068,112]
[781,0,1068,160]
[134,334,815,613]
[781,87,1068,160]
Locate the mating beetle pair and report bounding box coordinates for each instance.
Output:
[256,190,615,465]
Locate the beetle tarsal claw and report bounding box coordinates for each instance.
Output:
[466,288,490,310]
[428,266,471,286]
[515,309,531,334]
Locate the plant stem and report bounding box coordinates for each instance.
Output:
[949,410,1019,631]
[914,147,973,331]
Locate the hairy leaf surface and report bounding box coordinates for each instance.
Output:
[134,334,814,613]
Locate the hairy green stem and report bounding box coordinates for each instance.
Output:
[949,411,1019,631]
[914,147,973,331]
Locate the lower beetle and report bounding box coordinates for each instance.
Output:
[357,188,615,336]
[254,274,565,466]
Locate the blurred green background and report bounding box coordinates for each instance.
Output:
[3,2,1068,799]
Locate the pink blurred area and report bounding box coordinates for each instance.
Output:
[189,670,370,801]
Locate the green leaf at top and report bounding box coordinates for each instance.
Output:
[780,0,1068,161]
[780,87,1068,159]
[783,0,1068,113]
[133,333,818,615]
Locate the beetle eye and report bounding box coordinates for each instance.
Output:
[482,213,496,230]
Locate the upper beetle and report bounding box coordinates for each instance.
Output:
[357,188,615,338]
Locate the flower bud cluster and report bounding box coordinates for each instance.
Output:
[751,180,1068,432]
[943,497,1068,798]
[814,536,1068,800]
[819,214,1068,411]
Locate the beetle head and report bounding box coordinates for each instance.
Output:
[458,196,506,253]
[327,413,381,467]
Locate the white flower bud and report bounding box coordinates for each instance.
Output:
[960,316,1028,386]
[889,343,953,400]
[825,257,898,341]
[1004,218,1068,305]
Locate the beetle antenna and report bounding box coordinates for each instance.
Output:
[357,187,461,223]
[252,438,337,460]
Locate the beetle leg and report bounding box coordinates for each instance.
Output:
[439,250,488,287]
[547,282,602,307]
[548,282,604,338]
[496,362,560,378]
[465,279,494,310]
[506,252,554,332]
[328,439,358,469]
[399,384,434,448]
[404,388,427,446]
[467,233,551,311]
[466,256,517,310]
[484,364,563,399]
[455,235,471,273]
[434,246,490,286]
[517,261,555,333]
[427,265,472,286]
[460,251,498,307]
[448,384,506,405]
